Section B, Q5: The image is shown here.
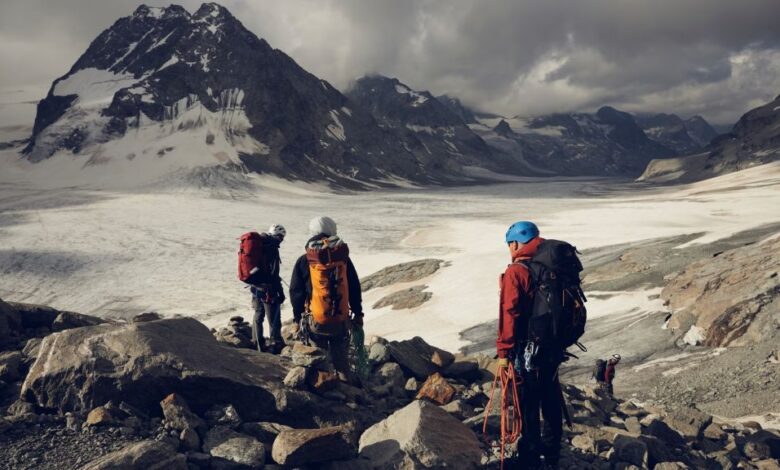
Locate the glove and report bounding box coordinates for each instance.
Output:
[497,357,510,369]
[351,313,364,328]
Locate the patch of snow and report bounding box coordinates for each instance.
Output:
[53,68,136,107]
[146,31,174,52]
[200,53,211,72]
[158,55,180,71]
[682,325,706,346]
[406,124,436,135]
[394,83,428,106]
[326,110,346,141]
[340,106,352,117]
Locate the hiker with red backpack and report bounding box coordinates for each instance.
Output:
[237,224,286,353]
[289,216,364,382]
[497,221,587,470]
[594,354,621,395]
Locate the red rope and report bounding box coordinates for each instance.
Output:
[483,362,523,469]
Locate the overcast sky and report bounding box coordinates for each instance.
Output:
[1,0,779,124]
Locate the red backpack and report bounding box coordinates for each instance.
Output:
[238,232,273,285]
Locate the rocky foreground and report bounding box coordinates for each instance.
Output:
[1,298,779,469]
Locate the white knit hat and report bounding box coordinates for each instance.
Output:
[308,216,337,237]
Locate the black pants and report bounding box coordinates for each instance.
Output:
[510,362,563,469]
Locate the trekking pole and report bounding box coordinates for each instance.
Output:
[483,362,522,470]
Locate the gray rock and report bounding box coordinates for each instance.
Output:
[359,400,482,469]
[387,336,455,379]
[271,425,356,466]
[612,435,648,468]
[624,416,642,435]
[240,422,294,445]
[442,360,481,382]
[186,452,211,468]
[368,342,391,364]
[645,419,686,448]
[132,312,163,323]
[290,343,330,369]
[21,337,42,366]
[79,440,186,470]
[205,404,242,429]
[374,362,405,391]
[361,259,444,292]
[284,366,310,389]
[571,434,596,453]
[662,407,712,441]
[0,299,22,347]
[160,393,207,434]
[742,440,772,460]
[439,399,475,420]
[51,311,105,332]
[180,428,201,451]
[372,285,432,310]
[0,351,22,382]
[404,377,419,393]
[203,426,265,468]
[7,399,35,416]
[653,463,690,469]
[21,318,289,421]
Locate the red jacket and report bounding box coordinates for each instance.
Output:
[497,237,544,359]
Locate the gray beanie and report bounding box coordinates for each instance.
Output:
[308,216,337,237]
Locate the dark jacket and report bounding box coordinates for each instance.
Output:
[250,236,283,301]
[289,234,363,323]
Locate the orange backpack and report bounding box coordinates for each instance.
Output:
[305,236,350,325]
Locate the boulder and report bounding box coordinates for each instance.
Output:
[240,422,294,446]
[132,312,162,323]
[283,366,310,389]
[180,428,201,451]
[653,463,690,470]
[368,342,391,364]
[0,351,22,382]
[361,259,443,292]
[638,435,675,467]
[571,434,596,453]
[442,360,481,382]
[79,440,186,470]
[308,370,341,393]
[703,422,727,441]
[203,426,265,468]
[439,399,475,420]
[645,419,686,448]
[160,393,207,434]
[271,426,356,466]
[291,343,330,369]
[617,401,647,418]
[359,400,482,469]
[0,299,22,347]
[416,372,456,405]
[387,336,454,379]
[21,318,290,422]
[86,406,114,426]
[663,407,712,441]
[755,459,780,470]
[624,416,642,435]
[375,362,406,391]
[205,403,242,429]
[51,311,105,332]
[612,435,648,468]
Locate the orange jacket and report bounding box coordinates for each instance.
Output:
[497,237,544,359]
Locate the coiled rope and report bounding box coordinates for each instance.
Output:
[483,362,523,469]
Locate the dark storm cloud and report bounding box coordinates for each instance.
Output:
[1,0,779,124]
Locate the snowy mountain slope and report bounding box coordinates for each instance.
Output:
[470,106,676,176]
[22,4,498,188]
[641,94,780,182]
[634,112,718,155]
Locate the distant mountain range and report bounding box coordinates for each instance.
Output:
[16,2,778,187]
[640,94,780,182]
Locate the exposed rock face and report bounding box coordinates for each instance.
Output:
[361,259,444,292]
[663,236,780,346]
[203,426,266,468]
[635,112,716,155]
[346,76,511,174]
[359,400,482,469]
[80,440,186,470]
[472,106,675,177]
[387,336,455,380]
[271,426,356,466]
[22,4,479,188]
[641,94,780,182]
[21,317,288,421]
[373,285,432,310]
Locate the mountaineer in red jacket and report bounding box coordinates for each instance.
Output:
[498,221,563,470]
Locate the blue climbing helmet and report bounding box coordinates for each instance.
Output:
[505,221,539,244]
